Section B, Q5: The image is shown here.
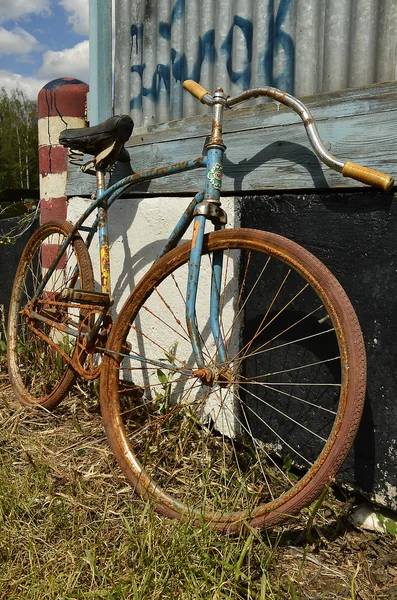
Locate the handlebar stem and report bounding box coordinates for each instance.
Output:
[207,88,227,150]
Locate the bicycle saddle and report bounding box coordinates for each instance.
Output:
[59,115,134,171]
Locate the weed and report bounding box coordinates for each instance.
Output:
[0,200,39,245]
[154,342,178,416]
[0,367,393,599]
[377,512,397,536]
[282,454,299,482]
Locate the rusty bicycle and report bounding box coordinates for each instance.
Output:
[7,80,394,531]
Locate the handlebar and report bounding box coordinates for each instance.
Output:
[183,80,395,192]
[342,162,394,192]
[182,80,212,104]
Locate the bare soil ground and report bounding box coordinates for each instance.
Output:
[1,363,397,599]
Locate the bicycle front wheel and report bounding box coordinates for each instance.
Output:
[7,220,94,409]
[100,228,366,531]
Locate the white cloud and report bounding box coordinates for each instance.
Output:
[59,0,89,35]
[0,26,42,55]
[0,69,47,99]
[38,40,89,83]
[0,0,51,23]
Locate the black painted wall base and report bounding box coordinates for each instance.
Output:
[241,189,397,509]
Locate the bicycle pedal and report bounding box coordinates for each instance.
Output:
[59,288,112,307]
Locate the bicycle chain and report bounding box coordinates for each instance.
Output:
[27,300,109,380]
[75,309,107,380]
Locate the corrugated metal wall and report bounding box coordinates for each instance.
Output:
[114,0,397,129]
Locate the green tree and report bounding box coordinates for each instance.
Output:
[0,88,39,192]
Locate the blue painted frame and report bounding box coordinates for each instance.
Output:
[31,150,227,370]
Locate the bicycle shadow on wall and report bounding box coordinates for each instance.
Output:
[223,141,329,192]
[107,195,197,399]
[108,197,194,306]
[224,149,380,501]
[106,140,329,307]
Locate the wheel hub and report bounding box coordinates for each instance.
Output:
[192,366,234,388]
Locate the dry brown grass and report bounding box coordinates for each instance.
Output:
[1,357,396,599]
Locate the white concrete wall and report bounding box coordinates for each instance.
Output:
[68,195,241,436]
[68,195,240,311]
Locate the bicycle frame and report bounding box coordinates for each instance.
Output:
[31,91,230,371]
[11,77,396,530]
[32,81,392,374]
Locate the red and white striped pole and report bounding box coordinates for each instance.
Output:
[38,78,89,224]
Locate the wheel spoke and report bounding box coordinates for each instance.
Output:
[100,230,365,530]
[8,222,94,408]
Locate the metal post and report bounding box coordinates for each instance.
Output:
[89,0,112,125]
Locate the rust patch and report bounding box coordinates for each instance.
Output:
[192,367,214,386]
[211,122,223,145]
[100,244,111,295]
[273,89,286,102]
[191,220,200,249]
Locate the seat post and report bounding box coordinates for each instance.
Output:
[96,169,111,296]
[96,169,106,191]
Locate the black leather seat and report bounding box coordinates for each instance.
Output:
[59,115,133,155]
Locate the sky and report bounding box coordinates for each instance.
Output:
[0,0,89,100]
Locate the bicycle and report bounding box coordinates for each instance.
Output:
[7,80,394,532]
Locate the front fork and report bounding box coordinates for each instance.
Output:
[186,144,227,370]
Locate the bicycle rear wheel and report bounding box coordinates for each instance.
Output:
[100,228,366,531]
[7,220,94,409]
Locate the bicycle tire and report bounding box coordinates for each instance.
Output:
[7,220,94,410]
[100,228,366,531]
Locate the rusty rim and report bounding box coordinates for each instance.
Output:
[7,220,94,409]
[101,229,366,531]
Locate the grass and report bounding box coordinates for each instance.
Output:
[0,357,391,599]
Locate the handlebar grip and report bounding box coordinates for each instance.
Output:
[183,80,211,103]
[342,162,394,192]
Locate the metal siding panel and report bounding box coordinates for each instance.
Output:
[323,0,352,92]
[348,0,379,88]
[214,0,234,94]
[142,2,160,128]
[271,0,296,93]
[230,0,254,92]
[156,0,172,125]
[169,0,183,121]
[251,0,271,89]
[115,0,397,128]
[113,0,132,116]
[195,0,215,116]
[183,0,200,117]
[294,0,324,97]
[376,0,397,83]
[89,0,112,124]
